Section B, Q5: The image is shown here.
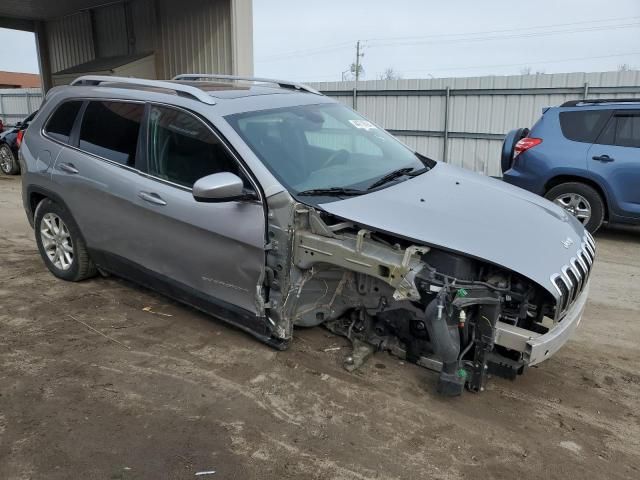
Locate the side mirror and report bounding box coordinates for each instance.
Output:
[193,172,255,202]
[15,121,22,128]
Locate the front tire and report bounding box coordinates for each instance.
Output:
[0,144,19,175]
[545,182,605,233]
[34,199,97,281]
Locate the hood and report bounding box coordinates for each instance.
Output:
[318,162,587,297]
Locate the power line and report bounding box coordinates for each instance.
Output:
[366,15,640,43]
[284,51,640,82]
[257,41,353,63]
[370,22,640,48]
[397,51,640,76]
[256,16,640,63]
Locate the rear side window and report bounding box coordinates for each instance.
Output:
[559,110,611,143]
[45,101,82,143]
[146,105,243,188]
[597,113,640,148]
[79,101,144,166]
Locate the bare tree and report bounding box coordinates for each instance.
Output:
[377,68,402,80]
[520,66,545,75]
[618,63,630,72]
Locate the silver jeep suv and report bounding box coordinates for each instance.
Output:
[21,74,595,396]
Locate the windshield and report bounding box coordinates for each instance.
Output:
[225,103,428,194]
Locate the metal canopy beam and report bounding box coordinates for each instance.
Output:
[0,16,35,32]
[0,0,114,21]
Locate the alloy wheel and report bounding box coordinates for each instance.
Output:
[0,146,12,173]
[553,193,592,225]
[40,213,74,271]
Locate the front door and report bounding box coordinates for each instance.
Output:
[129,104,267,318]
[588,110,640,219]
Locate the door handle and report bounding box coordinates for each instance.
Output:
[58,162,79,174]
[592,155,614,163]
[138,191,167,206]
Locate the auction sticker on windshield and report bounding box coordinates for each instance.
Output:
[349,119,377,131]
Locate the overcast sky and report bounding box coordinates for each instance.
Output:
[2,0,639,80]
[253,0,640,82]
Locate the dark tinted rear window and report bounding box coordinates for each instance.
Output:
[45,101,82,143]
[559,110,611,143]
[79,101,144,166]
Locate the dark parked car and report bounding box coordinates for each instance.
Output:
[0,110,38,175]
[502,99,640,233]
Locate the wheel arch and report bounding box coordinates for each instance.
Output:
[26,186,85,233]
[544,174,609,221]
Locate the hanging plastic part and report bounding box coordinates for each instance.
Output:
[425,290,466,396]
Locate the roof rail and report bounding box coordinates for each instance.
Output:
[561,98,640,107]
[172,73,322,96]
[70,75,216,105]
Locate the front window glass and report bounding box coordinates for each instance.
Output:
[226,103,426,193]
[147,106,245,188]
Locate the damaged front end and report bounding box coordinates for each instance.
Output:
[263,197,594,396]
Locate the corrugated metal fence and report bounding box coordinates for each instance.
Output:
[309,70,640,176]
[0,89,43,126]
[3,71,639,173]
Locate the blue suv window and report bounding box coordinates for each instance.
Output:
[559,110,611,143]
[597,112,640,148]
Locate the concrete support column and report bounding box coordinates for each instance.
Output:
[230,0,253,75]
[34,21,53,92]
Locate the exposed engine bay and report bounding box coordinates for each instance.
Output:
[263,197,568,396]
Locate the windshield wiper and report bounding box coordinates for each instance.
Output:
[367,166,428,190]
[297,187,367,197]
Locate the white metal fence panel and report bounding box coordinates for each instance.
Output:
[0,89,43,126]
[309,71,640,176]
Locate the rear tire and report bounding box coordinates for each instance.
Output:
[34,198,97,281]
[0,144,19,175]
[545,182,605,233]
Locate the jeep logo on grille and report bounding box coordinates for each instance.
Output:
[562,237,574,249]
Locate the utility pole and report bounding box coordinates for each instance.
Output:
[355,40,362,83]
[353,40,364,110]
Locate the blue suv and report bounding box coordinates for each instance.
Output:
[502,99,640,233]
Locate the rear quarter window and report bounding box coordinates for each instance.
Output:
[44,101,83,144]
[559,110,611,143]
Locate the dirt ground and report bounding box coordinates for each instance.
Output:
[0,174,639,480]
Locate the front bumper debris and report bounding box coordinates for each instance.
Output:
[494,282,589,365]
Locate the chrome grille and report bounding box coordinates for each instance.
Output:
[551,234,596,319]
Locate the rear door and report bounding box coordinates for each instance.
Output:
[50,99,146,260]
[588,110,640,218]
[128,104,267,316]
